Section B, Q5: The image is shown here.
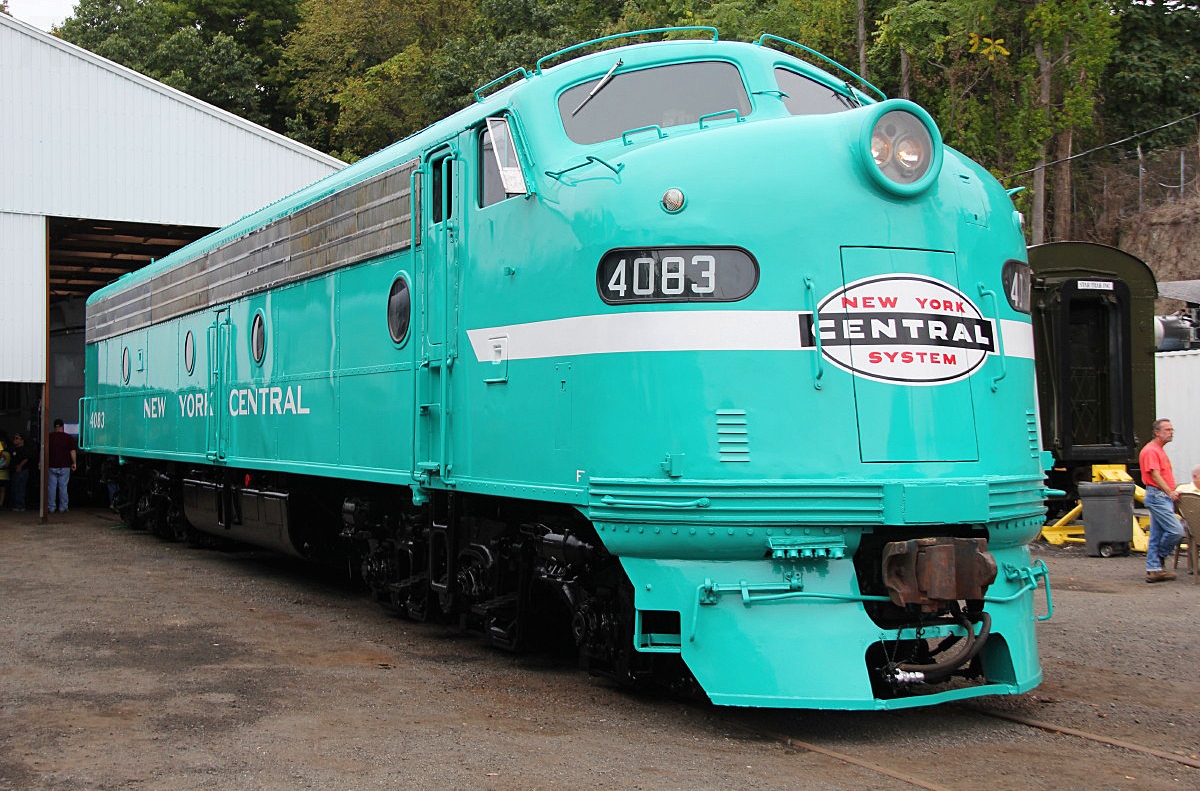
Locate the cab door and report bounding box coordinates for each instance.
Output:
[413,144,464,481]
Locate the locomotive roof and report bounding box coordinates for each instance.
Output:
[86,34,867,309]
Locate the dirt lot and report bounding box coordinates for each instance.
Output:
[1,507,1198,791]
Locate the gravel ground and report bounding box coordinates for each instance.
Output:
[1,507,1197,791]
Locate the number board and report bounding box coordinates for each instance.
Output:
[596,247,759,304]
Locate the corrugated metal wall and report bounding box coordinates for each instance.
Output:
[0,14,343,227]
[0,14,345,384]
[0,212,48,382]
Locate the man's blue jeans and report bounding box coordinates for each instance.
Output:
[1145,486,1184,571]
[48,467,70,512]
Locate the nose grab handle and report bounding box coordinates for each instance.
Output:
[977,283,1007,391]
[804,277,824,390]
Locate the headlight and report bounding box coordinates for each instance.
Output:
[859,102,943,196]
[873,111,932,182]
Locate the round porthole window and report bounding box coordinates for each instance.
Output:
[387,276,411,345]
[121,347,131,384]
[184,330,196,375]
[251,312,266,365]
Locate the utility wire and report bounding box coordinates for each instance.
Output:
[1002,109,1200,180]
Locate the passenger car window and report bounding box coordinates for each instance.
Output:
[774,68,859,115]
[559,61,751,145]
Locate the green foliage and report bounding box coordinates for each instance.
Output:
[283,0,483,160]
[50,0,1190,242]
[57,0,301,131]
[1103,0,1200,150]
[873,0,1115,194]
[155,28,267,125]
[283,0,635,160]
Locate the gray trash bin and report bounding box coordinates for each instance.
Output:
[1077,481,1135,557]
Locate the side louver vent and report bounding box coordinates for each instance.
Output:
[1026,410,1040,457]
[717,409,750,463]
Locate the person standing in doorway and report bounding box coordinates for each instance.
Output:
[0,431,11,509]
[46,419,77,514]
[1139,418,1185,583]
[10,432,32,511]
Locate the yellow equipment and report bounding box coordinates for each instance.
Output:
[1040,465,1148,552]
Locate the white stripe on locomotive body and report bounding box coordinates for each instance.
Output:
[465,312,1035,361]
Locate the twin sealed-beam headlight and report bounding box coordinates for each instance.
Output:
[860,101,943,196]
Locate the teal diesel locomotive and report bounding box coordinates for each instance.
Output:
[82,29,1053,709]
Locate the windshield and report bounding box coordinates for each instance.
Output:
[558,61,752,145]
[774,68,860,115]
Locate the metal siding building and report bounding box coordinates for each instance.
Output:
[0,213,47,383]
[1156,350,1200,479]
[0,12,345,384]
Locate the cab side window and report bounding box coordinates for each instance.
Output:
[479,116,528,207]
[431,154,453,224]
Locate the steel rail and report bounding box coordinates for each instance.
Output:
[725,720,957,791]
[966,706,1200,770]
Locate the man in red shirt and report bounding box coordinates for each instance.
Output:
[46,419,77,514]
[1139,418,1185,582]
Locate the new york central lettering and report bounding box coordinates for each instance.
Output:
[228,386,311,416]
[800,311,996,351]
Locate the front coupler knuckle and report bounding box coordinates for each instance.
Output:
[881,537,997,611]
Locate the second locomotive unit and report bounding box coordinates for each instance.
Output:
[82,29,1052,709]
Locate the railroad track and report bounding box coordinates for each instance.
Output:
[721,703,1200,791]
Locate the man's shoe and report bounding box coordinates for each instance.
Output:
[1147,570,1177,582]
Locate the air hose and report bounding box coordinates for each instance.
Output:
[892,605,992,684]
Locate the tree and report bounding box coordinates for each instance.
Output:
[56,0,302,132]
[1024,0,1116,241]
[1102,1,1200,150]
[283,0,483,159]
[875,0,1115,243]
[283,0,626,160]
[174,1,302,130]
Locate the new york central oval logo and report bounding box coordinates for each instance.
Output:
[799,274,996,385]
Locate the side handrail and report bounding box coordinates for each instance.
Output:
[536,27,719,73]
[600,495,710,509]
[545,155,624,182]
[690,579,891,642]
[473,67,531,103]
[77,397,89,449]
[755,34,886,101]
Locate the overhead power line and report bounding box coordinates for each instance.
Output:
[1003,109,1200,181]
